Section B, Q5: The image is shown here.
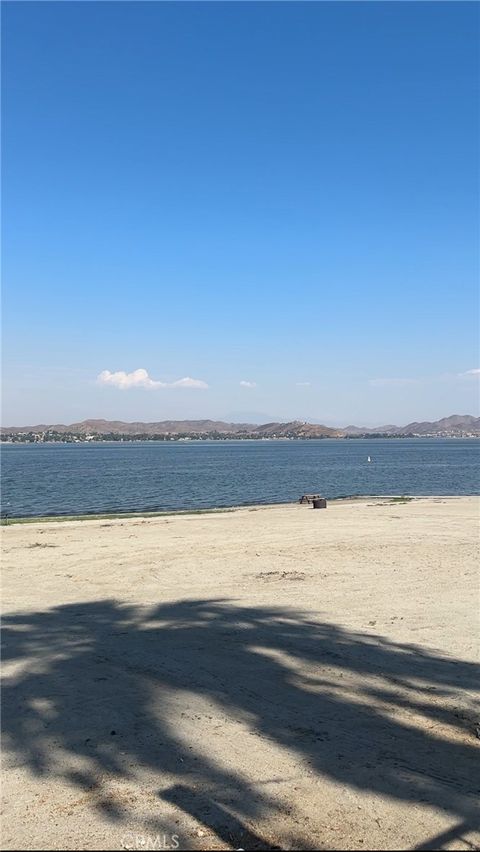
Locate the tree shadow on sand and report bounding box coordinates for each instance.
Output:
[2,598,479,849]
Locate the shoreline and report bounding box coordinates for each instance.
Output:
[2,435,480,445]
[1,492,474,524]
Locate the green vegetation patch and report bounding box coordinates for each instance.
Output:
[1,507,237,525]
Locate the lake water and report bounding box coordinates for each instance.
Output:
[1,438,479,518]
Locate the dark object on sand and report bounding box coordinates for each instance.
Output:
[299,494,321,504]
[312,498,327,509]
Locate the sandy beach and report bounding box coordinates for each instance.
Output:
[1,496,479,851]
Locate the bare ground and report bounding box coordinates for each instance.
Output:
[1,497,479,850]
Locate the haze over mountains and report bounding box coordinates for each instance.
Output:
[2,414,479,438]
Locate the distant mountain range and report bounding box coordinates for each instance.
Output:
[342,414,480,436]
[2,414,479,439]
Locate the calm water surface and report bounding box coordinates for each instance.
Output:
[1,439,479,517]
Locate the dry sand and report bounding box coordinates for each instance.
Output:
[1,496,479,851]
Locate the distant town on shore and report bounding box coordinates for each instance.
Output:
[1,414,479,443]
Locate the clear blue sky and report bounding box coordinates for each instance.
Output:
[2,1,479,426]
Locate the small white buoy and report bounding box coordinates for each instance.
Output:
[367,456,371,463]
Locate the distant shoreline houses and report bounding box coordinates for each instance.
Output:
[1,430,479,444]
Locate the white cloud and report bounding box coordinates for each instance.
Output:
[97,369,208,390]
[296,381,311,387]
[240,380,257,388]
[171,376,209,389]
[98,369,162,389]
[437,369,480,383]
